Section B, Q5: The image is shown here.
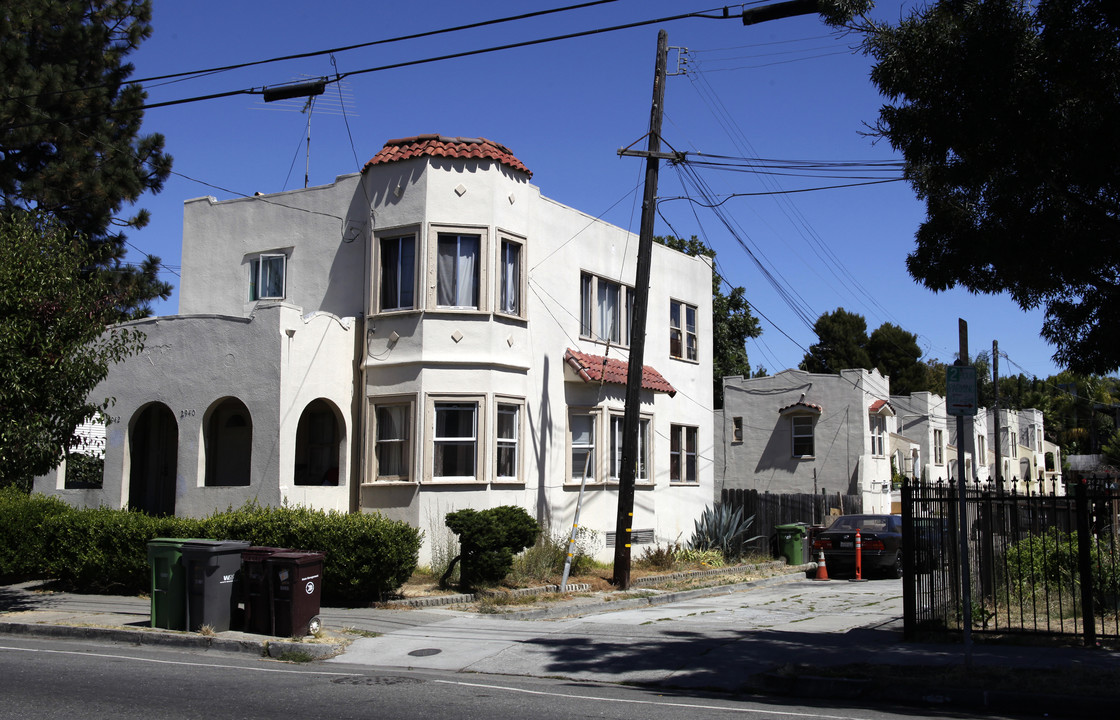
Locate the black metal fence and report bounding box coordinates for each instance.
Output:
[721,488,863,554]
[902,478,1120,645]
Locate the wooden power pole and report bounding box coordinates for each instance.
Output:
[612,29,668,589]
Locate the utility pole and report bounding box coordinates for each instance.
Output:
[612,29,668,589]
[612,1,824,589]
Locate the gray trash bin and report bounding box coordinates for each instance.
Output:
[181,540,251,632]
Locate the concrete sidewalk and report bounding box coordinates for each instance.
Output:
[3,574,1119,718]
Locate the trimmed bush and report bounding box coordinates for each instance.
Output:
[203,504,421,606]
[445,506,539,590]
[0,493,420,605]
[0,486,71,581]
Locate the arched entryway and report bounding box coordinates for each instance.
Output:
[128,403,178,516]
[204,398,253,487]
[294,399,341,486]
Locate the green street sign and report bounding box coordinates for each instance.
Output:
[946,365,978,416]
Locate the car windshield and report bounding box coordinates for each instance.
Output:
[829,516,891,532]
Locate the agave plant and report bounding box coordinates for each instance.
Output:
[689,504,762,561]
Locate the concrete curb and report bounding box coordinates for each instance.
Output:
[0,620,344,658]
[383,583,593,609]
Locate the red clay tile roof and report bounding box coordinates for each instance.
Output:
[363,134,532,177]
[869,399,895,416]
[564,348,676,397]
[778,397,823,415]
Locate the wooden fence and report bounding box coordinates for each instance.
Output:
[720,488,864,554]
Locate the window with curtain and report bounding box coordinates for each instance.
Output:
[436,233,480,308]
[609,414,649,483]
[380,236,415,311]
[570,411,596,482]
[670,424,698,483]
[579,272,631,346]
[249,253,286,301]
[496,403,520,480]
[375,403,410,480]
[498,239,521,316]
[670,300,698,361]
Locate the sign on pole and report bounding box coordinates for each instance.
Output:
[946,365,978,416]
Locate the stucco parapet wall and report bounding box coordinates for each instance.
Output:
[111,307,354,331]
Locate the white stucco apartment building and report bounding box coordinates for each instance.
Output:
[36,135,715,562]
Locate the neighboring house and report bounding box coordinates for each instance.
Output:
[717,368,895,514]
[35,134,715,563]
[893,392,952,484]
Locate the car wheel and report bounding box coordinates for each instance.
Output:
[889,552,903,579]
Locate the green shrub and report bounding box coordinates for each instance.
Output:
[445,506,539,591]
[689,504,762,562]
[202,504,421,606]
[0,493,420,605]
[0,488,71,581]
[1003,531,1120,614]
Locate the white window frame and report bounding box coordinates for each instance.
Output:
[568,408,600,484]
[580,271,632,346]
[497,235,525,318]
[427,396,484,482]
[609,412,652,484]
[669,299,698,362]
[869,414,886,457]
[248,252,287,301]
[368,396,415,483]
[376,231,418,313]
[494,397,524,483]
[791,415,815,458]
[670,423,699,484]
[934,428,944,465]
[428,226,488,311]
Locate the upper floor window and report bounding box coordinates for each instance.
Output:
[498,238,523,317]
[436,233,481,309]
[732,416,743,443]
[249,253,286,301]
[379,235,415,311]
[869,414,886,456]
[580,272,632,345]
[670,300,698,361]
[933,428,944,465]
[792,416,814,457]
[609,414,650,484]
[670,424,698,483]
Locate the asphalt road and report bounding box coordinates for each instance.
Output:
[0,634,1002,720]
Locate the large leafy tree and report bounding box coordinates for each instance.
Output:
[800,308,873,374]
[1,0,173,320]
[0,211,144,490]
[868,322,925,394]
[654,236,762,406]
[859,0,1120,374]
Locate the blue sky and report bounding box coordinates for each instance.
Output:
[124,0,1063,380]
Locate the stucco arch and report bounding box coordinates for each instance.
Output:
[203,397,253,487]
[127,402,178,516]
[294,398,344,486]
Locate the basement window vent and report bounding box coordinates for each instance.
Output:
[605,529,655,548]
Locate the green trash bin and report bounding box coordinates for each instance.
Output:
[774,523,809,565]
[147,538,193,630]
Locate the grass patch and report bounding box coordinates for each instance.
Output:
[277,650,315,663]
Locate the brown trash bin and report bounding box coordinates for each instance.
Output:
[267,551,325,637]
[241,546,291,635]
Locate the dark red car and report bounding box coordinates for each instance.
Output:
[811,514,903,579]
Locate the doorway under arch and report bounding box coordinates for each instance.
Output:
[294,399,341,486]
[128,403,178,516]
[205,398,253,487]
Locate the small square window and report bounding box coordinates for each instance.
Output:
[249,253,286,301]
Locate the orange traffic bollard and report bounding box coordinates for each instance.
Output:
[850,527,868,582]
